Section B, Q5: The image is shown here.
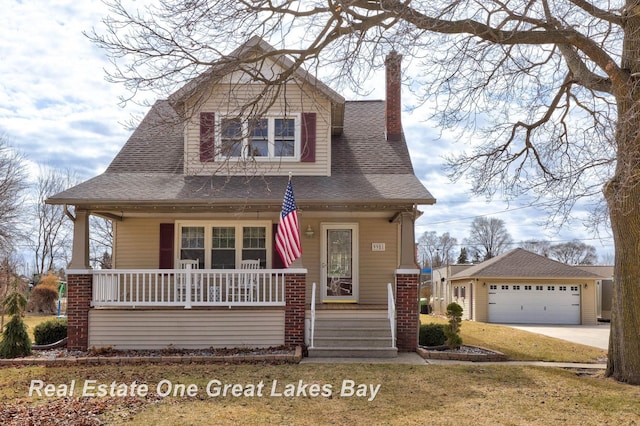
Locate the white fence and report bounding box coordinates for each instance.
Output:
[92,269,288,308]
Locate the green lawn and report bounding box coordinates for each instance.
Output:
[0,314,628,425]
[420,315,608,363]
[1,363,637,425]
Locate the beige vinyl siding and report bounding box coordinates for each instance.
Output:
[358,218,398,304]
[185,81,332,176]
[89,308,284,349]
[114,217,166,269]
[581,282,598,325]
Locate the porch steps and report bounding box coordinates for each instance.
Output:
[308,317,397,358]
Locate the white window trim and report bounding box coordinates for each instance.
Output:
[216,114,301,161]
[175,220,272,269]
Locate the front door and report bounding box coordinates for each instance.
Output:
[321,223,358,302]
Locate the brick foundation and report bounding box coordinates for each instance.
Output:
[66,273,92,351]
[284,273,306,347]
[395,273,420,352]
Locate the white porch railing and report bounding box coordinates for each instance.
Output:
[387,282,396,348]
[92,269,288,308]
[310,282,317,348]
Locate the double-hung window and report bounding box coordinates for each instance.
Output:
[219,115,299,160]
[178,222,269,269]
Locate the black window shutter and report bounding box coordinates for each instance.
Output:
[272,223,286,269]
[200,112,216,162]
[301,112,316,162]
[159,223,175,269]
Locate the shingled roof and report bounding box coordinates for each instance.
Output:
[47,99,434,209]
[450,248,602,280]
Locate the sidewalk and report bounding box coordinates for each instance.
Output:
[300,352,607,369]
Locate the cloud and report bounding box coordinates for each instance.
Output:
[0,1,614,260]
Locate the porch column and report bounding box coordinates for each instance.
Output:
[395,270,420,352]
[397,211,418,269]
[284,270,307,347]
[69,208,91,269]
[66,271,92,350]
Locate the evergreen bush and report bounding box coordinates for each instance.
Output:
[33,318,68,345]
[419,323,447,346]
[444,302,463,349]
[0,282,32,358]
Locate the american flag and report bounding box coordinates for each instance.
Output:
[276,179,302,268]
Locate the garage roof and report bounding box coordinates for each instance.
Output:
[450,248,602,280]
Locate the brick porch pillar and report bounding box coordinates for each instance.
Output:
[284,271,306,347]
[395,271,420,352]
[66,272,92,351]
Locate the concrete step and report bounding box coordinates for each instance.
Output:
[307,347,398,358]
[313,327,391,338]
[314,318,390,328]
[313,336,393,348]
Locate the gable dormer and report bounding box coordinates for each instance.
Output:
[169,37,344,177]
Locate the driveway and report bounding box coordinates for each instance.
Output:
[503,324,610,350]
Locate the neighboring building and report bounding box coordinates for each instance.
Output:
[576,265,613,321]
[431,248,600,325]
[47,37,435,357]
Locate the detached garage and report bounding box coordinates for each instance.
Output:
[446,248,599,325]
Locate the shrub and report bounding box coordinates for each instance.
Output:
[27,284,58,314]
[444,302,463,349]
[419,323,447,346]
[33,318,68,345]
[0,282,32,358]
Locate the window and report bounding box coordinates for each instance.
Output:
[536,285,543,291]
[547,285,555,291]
[220,118,243,157]
[490,285,497,290]
[211,227,236,269]
[571,286,579,292]
[501,285,509,290]
[180,227,205,269]
[559,286,567,291]
[178,222,270,269]
[513,285,520,290]
[524,285,532,290]
[218,115,300,160]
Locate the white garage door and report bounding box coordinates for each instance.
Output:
[488,284,580,324]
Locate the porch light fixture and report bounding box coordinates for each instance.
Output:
[305,225,315,238]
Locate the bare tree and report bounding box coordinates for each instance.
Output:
[520,240,552,257]
[0,136,28,256]
[30,167,76,275]
[549,240,598,265]
[88,1,640,382]
[90,216,113,269]
[417,231,457,268]
[465,217,513,261]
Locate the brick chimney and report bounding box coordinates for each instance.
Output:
[385,50,403,141]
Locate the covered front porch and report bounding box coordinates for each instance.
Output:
[64,210,421,354]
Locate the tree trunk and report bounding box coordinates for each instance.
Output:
[604,104,640,384]
[605,186,640,384]
[604,4,640,384]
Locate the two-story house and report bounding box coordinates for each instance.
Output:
[48,37,435,357]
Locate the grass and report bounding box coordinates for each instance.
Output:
[421,315,607,363]
[1,363,638,425]
[0,315,625,424]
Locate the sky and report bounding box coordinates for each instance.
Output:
[0,1,615,263]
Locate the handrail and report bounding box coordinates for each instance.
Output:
[387,282,396,349]
[310,282,317,349]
